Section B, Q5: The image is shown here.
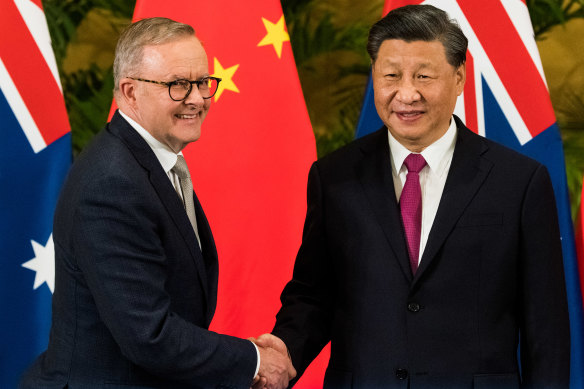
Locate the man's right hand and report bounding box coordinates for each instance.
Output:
[250,334,296,389]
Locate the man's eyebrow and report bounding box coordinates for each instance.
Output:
[168,74,211,80]
[376,61,434,71]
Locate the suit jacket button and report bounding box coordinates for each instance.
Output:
[396,368,408,380]
[407,302,421,312]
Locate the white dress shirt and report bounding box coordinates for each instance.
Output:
[389,117,457,266]
[118,110,260,378]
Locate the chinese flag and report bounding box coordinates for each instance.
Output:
[132,1,325,387]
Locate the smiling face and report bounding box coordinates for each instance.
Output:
[372,39,465,152]
[119,35,210,153]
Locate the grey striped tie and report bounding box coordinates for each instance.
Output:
[172,155,201,248]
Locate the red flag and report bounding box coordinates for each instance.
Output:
[577,183,584,305]
[131,1,323,387]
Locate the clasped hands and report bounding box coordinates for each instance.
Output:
[249,334,296,389]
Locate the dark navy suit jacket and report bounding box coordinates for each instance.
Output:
[20,111,256,389]
[273,117,570,389]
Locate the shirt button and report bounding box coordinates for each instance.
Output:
[407,302,421,312]
[395,368,408,380]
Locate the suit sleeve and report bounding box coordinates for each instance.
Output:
[518,164,570,388]
[272,162,334,379]
[71,172,257,388]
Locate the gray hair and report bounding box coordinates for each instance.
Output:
[113,17,195,91]
[367,4,468,68]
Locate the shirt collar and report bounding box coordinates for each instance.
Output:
[118,110,180,174]
[388,117,457,178]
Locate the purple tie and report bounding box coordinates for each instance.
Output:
[400,153,427,274]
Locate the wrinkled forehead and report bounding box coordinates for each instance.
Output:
[138,36,209,77]
[375,39,448,61]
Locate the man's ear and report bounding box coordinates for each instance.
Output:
[455,62,466,96]
[118,78,139,109]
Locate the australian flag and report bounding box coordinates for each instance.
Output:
[357,1,584,387]
[0,0,71,387]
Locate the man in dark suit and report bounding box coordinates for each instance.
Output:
[255,5,570,389]
[19,17,294,389]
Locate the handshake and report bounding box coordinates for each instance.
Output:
[249,334,297,389]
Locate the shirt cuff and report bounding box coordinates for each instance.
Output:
[251,340,260,378]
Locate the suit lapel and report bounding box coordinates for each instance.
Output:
[414,119,493,284]
[357,128,413,283]
[192,191,218,326]
[107,111,210,303]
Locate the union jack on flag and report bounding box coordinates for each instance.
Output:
[357,1,584,388]
[0,0,71,387]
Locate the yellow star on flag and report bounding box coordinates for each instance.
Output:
[257,15,290,58]
[212,57,239,102]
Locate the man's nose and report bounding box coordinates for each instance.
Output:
[183,84,206,105]
[395,78,421,104]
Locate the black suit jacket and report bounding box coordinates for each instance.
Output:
[20,112,256,389]
[273,117,570,389]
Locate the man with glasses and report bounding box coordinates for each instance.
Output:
[20,17,294,389]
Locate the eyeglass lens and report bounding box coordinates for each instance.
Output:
[170,78,219,100]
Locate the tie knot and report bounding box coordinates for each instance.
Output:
[172,155,190,179]
[404,153,426,174]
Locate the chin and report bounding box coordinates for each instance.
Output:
[184,134,201,145]
[190,130,203,142]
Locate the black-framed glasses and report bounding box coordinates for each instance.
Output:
[129,76,222,101]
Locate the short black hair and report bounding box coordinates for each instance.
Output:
[367,4,468,68]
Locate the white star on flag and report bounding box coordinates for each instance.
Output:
[22,233,55,293]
